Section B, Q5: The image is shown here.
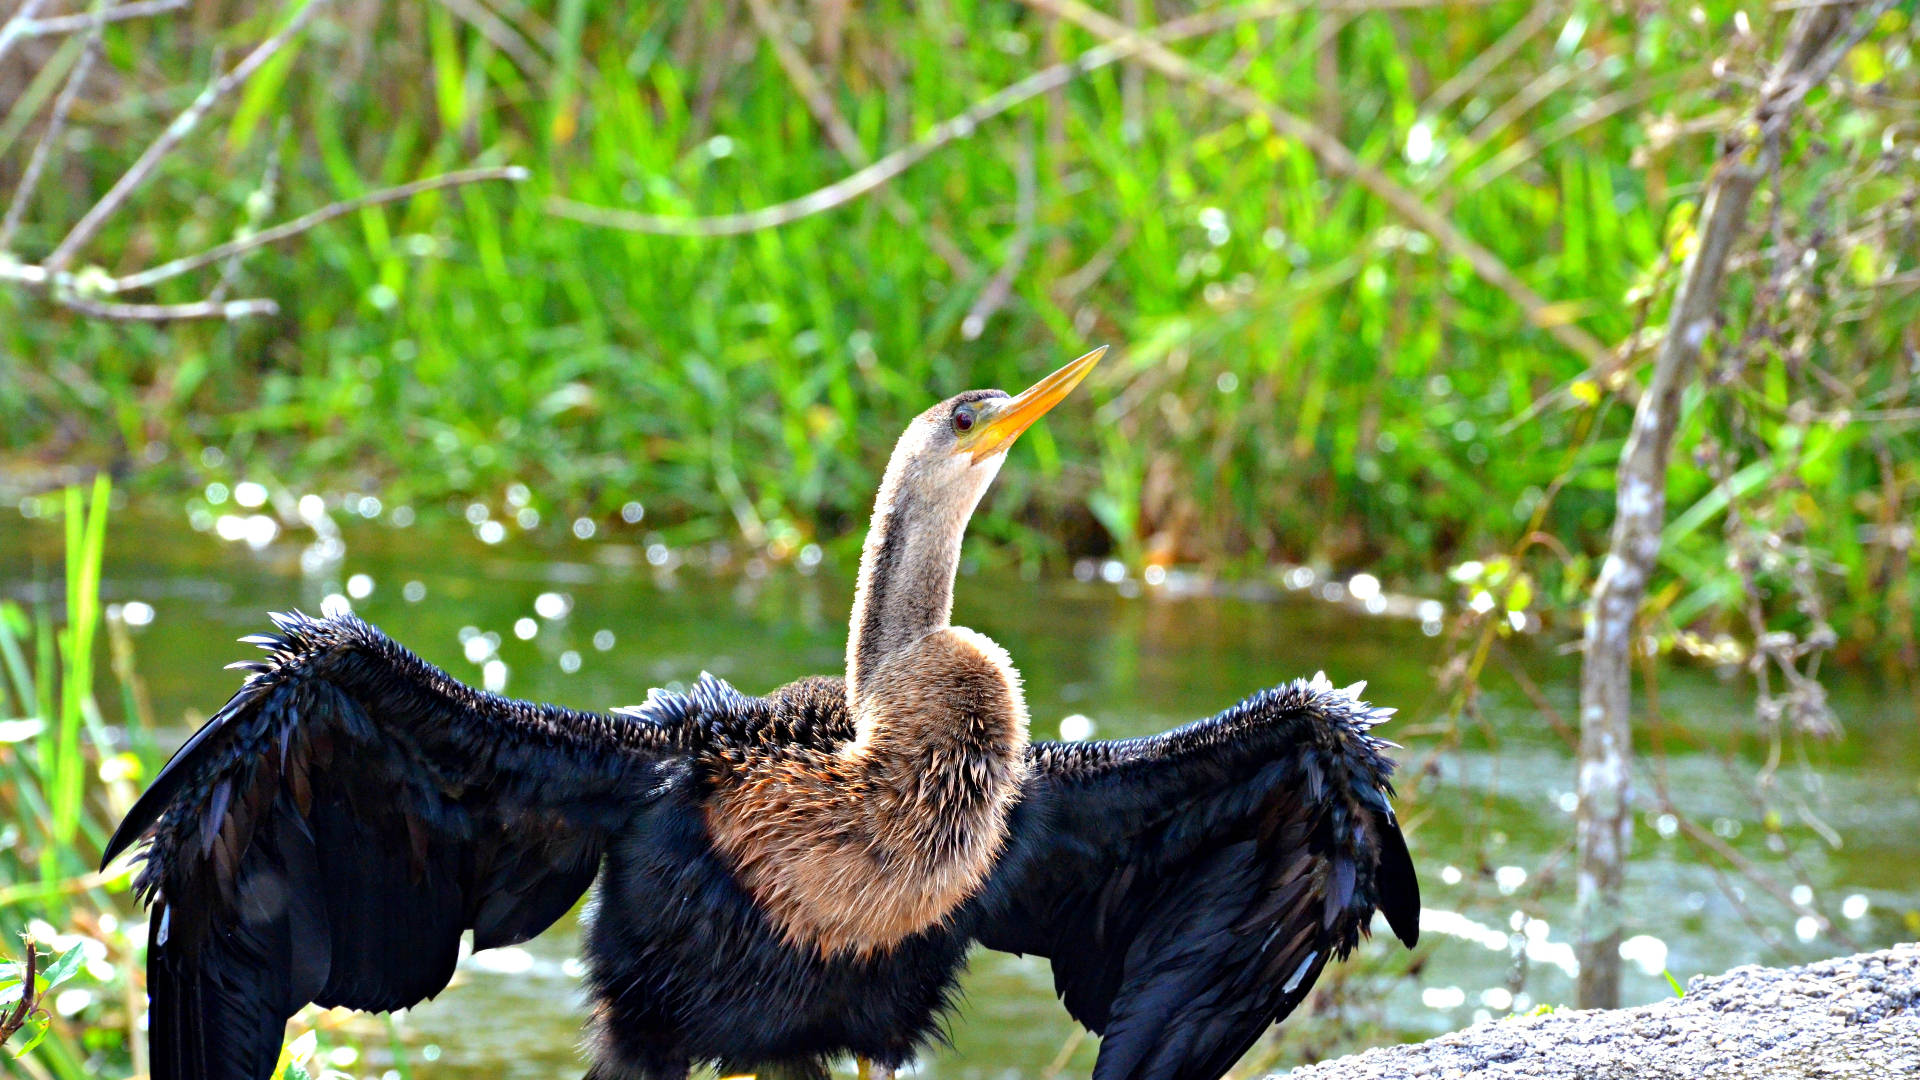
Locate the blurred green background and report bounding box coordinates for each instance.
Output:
[2,0,1910,655]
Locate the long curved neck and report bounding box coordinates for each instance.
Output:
[845,436,996,717]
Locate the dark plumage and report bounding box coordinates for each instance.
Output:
[105,349,1419,1080]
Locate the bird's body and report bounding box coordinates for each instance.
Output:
[106,349,1420,1080]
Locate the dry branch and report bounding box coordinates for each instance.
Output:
[1572,0,1885,1009]
[546,0,1510,238]
[101,165,529,294]
[0,0,55,65]
[4,0,185,40]
[739,0,974,277]
[0,0,108,249]
[1,1,528,323]
[42,0,330,273]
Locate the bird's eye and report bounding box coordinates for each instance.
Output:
[951,406,975,434]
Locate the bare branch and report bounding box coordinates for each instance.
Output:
[0,935,41,1047]
[434,0,549,80]
[102,165,529,294]
[962,122,1036,341]
[548,40,1128,237]
[1,0,111,250]
[42,0,331,273]
[0,0,55,65]
[1573,0,1879,1010]
[7,0,185,39]
[1420,0,1561,118]
[739,0,973,277]
[56,294,279,321]
[548,0,1508,238]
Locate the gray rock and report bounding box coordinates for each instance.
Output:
[1279,943,1920,1079]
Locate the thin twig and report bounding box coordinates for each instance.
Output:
[56,294,279,320]
[962,120,1036,340]
[43,0,331,273]
[0,0,55,64]
[1421,0,1561,118]
[208,130,285,304]
[739,0,973,277]
[434,0,549,80]
[1,0,111,251]
[7,0,184,38]
[0,935,41,1047]
[549,39,1130,236]
[1024,0,1612,369]
[548,0,1507,237]
[102,165,528,294]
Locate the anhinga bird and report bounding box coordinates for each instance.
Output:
[105,346,1420,1080]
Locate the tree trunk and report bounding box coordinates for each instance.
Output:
[1573,2,1875,1009]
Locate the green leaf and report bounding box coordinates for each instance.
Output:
[1506,574,1534,612]
[9,1013,50,1057]
[1663,969,1685,998]
[227,41,301,153]
[37,943,86,991]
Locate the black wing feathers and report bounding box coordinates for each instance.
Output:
[105,612,674,1080]
[973,675,1419,1080]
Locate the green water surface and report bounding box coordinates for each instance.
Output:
[5,507,1915,1079]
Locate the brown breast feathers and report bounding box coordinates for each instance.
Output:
[704,627,1030,958]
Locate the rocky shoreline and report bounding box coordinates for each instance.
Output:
[1281,943,1919,1079]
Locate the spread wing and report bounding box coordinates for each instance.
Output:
[102,612,683,1080]
[969,675,1419,1080]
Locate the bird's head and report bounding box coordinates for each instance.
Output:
[884,346,1107,502]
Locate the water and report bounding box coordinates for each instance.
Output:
[5,507,1917,1079]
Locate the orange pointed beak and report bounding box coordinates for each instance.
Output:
[964,346,1106,462]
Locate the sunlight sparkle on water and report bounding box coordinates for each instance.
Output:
[514,618,538,640]
[465,946,534,975]
[233,481,268,508]
[477,520,507,544]
[1795,916,1820,942]
[1791,884,1813,906]
[535,592,572,619]
[1618,934,1668,976]
[1058,714,1095,741]
[559,650,582,673]
[1439,865,1463,886]
[483,659,508,692]
[346,573,374,599]
[118,601,155,627]
[320,594,351,617]
[1843,894,1870,919]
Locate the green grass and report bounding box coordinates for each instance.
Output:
[2,2,1916,657]
[0,487,395,1076]
[0,481,141,1077]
